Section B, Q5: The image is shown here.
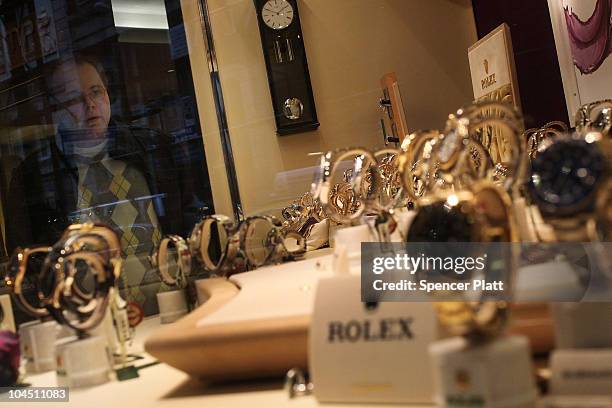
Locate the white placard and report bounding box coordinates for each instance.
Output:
[309,274,439,404]
[551,349,612,395]
[539,395,612,408]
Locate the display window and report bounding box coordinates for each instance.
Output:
[0,0,610,406]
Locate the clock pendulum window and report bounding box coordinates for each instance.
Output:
[255,0,319,135]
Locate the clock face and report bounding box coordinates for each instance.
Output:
[261,0,294,30]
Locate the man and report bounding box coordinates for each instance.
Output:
[6,55,195,315]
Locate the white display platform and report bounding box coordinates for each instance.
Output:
[22,317,434,408]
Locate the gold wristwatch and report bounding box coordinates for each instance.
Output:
[398,130,440,203]
[38,223,122,333]
[441,101,526,194]
[311,148,382,224]
[528,131,611,242]
[407,181,517,339]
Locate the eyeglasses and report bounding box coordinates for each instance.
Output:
[52,85,108,110]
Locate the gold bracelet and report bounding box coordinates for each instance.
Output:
[407,181,517,339]
[5,246,52,318]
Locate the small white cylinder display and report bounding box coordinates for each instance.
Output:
[54,335,112,388]
[333,224,375,274]
[429,335,538,408]
[550,302,612,349]
[18,320,58,373]
[157,289,189,324]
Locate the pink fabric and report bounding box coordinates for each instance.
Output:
[564,0,612,74]
[0,330,19,386]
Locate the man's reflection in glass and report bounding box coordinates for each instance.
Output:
[7,55,193,314]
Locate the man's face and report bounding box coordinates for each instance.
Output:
[59,62,111,140]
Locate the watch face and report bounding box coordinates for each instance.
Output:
[529,139,606,215]
[261,0,294,30]
[407,200,475,242]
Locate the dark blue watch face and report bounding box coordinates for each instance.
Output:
[529,139,605,215]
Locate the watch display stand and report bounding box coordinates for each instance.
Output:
[55,335,112,388]
[515,262,585,302]
[428,335,538,408]
[89,306,133,365]
[157,289,189,324]
[549,303,612,396]
[145,255,334,380]
[332,224,375,274]
[551,303,612,349]
[18,320,58,373]
[91,308,117,355]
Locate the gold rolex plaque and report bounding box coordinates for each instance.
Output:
[468,23,520,109]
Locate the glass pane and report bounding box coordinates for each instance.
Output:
[0,0,215,316]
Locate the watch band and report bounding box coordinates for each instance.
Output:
[150,234,191,288]
[282,192,325,228]
[311,147,382,224]
[529,131,610,242]
[282,230,307,259]
[575,99,612,136]
[443,101,525,194]
[373,148,403,210]
[6,246,52,318]
[239,215,285,268]
[50,251,114,332]
[435,301,509,339]
[524,121,568,160]
[398,130,440,202]
[188,215,240,276]
[38,223,121,333]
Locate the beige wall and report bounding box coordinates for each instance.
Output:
[181,0,235,218]
[188,0,478,216]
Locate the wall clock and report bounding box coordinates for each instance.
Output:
[254,0,319,135]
